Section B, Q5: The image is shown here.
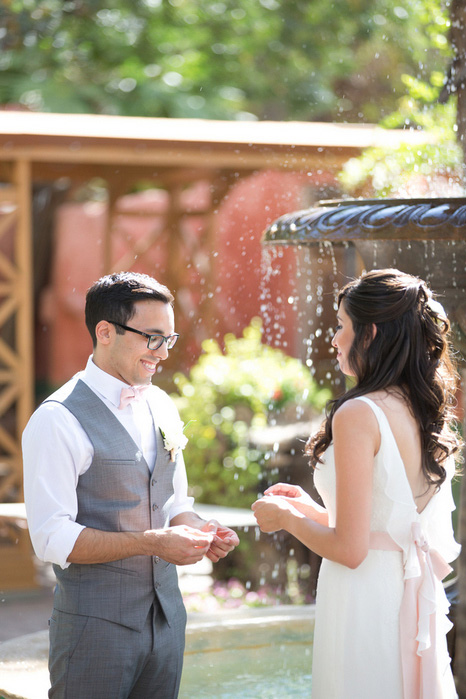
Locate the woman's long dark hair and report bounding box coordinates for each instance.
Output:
[307,269,461,487]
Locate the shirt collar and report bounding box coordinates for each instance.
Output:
[83,356,133,409]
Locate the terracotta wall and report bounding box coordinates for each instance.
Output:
[36,170,337,389]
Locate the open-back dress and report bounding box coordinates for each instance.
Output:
[312,396,459,699]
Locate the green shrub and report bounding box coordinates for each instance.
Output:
[172,319,331,507]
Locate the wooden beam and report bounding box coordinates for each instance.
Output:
[0,295,18,327]
[0,424,19,456]
[0,383,19,417]
[0,337,19,370]
[0,252,17,281]
[0,144,356,174]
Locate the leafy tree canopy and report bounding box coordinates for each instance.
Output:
[0,0,452,122]
[338,2,466,197]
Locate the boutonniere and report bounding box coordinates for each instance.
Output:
[160,420,191,462]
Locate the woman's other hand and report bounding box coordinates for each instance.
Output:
[262,483,327,523]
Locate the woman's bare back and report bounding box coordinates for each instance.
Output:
[365,389,437,513]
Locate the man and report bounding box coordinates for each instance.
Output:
[22,272,239,698]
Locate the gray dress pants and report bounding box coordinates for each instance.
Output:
[48,600,186,698]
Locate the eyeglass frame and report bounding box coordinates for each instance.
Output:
[107,321,179,350]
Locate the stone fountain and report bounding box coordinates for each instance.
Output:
[264,197,466,355]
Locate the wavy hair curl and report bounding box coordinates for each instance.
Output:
[307,269,461,487]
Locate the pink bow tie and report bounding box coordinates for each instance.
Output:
[118,385,150,410]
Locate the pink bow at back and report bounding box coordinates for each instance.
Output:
[400,522,453,699]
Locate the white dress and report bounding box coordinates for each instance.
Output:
[312,396,459,699]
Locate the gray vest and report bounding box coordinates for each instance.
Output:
[49,380,185,632]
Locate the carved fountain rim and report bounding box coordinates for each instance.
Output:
[317,196,466,207]
[264,196,466,244]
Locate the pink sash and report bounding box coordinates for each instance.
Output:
[369,525,453,699]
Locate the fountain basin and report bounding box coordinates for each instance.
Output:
[180,605,314,698]
[0,605,315,699]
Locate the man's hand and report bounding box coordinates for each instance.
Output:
[143,525,214,565]
[170,512,240,563]
[200,520,240,563]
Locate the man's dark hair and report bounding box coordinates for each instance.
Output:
[85,272,174,347]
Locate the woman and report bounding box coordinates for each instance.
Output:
[252,269,461,698]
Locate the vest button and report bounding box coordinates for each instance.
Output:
[151,478,156,486]
[154,556,159,564]
[152,503,158,511]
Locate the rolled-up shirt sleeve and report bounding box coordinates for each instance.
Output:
[169,450,195,520]
[22,402,89,569]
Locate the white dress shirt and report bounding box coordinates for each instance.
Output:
[22,356,194,569]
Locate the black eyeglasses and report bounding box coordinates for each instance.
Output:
[107,321,179,350]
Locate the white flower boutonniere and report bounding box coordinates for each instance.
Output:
[160,420,190,462]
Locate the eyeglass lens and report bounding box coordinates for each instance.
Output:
[148,334,178,350]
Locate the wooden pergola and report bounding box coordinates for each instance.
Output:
[0,111,427,586]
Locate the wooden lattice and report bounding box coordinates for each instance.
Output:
[0,162,34,503]
[104,172,238,369]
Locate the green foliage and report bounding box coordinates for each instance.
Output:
[338,1,465,196]
[0,0,452,123]
[172,319,330,507]
[339,98,464,196]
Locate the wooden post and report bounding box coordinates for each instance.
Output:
[0,159,34,502]
[14,159,34,441]
[0,159,37,589]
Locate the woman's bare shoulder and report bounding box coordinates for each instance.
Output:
[333,398,381,452]
[333,397,378,423]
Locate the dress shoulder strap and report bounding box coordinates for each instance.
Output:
[353,395,382,417]
[353,396,392,439]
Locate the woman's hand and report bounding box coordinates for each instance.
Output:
[263,483,327,523]
[251,495,298,533]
